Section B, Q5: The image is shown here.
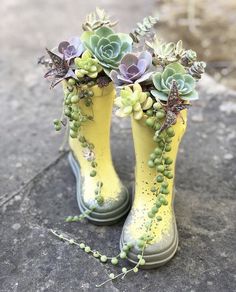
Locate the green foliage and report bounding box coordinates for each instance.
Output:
[75,50,103,78]
[82,7,118,32]
[81,27,133,74]
[151,62,198,101]
[115,84,153,120]
[130,16,159,43]
[146,37,185,65]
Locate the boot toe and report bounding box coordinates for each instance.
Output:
[120,209,178,268]
[69,152,131,225]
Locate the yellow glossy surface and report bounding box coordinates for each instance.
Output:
[130,111,187,244]
[69,83,124,206]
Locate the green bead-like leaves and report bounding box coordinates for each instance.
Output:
[115,84,153,120]
[151,62,198,101]
[81,27,133,74]
[75,50,102,78]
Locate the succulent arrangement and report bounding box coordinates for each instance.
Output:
[39,7,206,288]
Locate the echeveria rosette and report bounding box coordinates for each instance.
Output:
[115,84,153,120]
[110,51,153,86]
[81,27,133,75]
[58,37,84,60]
[151,62,198,101]
[74,50,103,78]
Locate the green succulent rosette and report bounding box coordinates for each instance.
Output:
[74,50,102,78]
[115,84,153,120]
[151,62,198,101]
[81,27,133,74]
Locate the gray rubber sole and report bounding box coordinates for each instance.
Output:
[68,152,131,225]
[119,189,178,269]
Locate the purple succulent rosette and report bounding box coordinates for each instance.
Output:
[58,37,84,60]
[110,51,153,86]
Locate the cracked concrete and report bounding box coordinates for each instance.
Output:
[1,0,236,291]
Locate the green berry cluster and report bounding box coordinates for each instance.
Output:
[63,79,107,207]
[53,119,62,131]
[78,136,105,206]
[133,103,176,253]
[75,50,103,79]
[63,80,95,139]
[146,125,175,219]
[51,229,143,287]
[65,206,96,222]
[94,181,104,205]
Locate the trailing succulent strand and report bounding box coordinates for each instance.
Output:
[56,77,108,206]
[50,229,148,287]
[130,16,159,43]
[137,122,176,251]
[82,7,118,32]
[65,206,96,222]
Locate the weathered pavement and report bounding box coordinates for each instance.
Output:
[1,1,236,291]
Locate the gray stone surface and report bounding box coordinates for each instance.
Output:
[1,0,236,291]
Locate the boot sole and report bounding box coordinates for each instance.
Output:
[68,152,131,226]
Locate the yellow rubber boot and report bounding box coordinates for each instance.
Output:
[120,111,187,268]
[68,83,130,225]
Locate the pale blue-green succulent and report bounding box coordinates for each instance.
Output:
[151,62,198,101]
[81,27,133,74]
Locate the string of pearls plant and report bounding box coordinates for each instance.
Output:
[55,74,108,207]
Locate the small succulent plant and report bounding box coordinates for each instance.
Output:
[58,37,84,60]
[110,51,153,86]
[130,16,158,43]
[81,27,133,74]
[74,50,103,78]
[188,61,206,80]
[146,38,184,66]
[151,62,198,101]
[82,7,118,32]
[181,49,197,67]
[115,83,153,120]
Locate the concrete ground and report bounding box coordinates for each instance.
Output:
[1,0,236,291]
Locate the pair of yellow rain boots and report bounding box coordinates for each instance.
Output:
[68,82,186,268]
